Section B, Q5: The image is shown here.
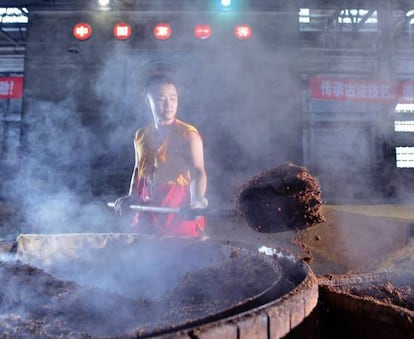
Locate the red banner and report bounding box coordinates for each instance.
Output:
[399,80,414,103]
[0,77,23,99]
[311,77,414,103]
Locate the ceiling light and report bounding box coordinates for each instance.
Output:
[98,0,110,7]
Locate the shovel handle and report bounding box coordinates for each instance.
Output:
[107,202,180,214]
[107,202,235,219]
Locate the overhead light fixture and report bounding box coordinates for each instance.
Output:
[98,0,110,7]
[216,0,233,11]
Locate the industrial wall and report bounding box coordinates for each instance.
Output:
[301,46,414,202]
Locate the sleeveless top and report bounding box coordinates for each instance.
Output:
[131,119,205,237]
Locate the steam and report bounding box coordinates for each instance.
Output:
[0,253,16,263]
[4,98,119,234]
[1,7,410,326]
[3,11,307,236]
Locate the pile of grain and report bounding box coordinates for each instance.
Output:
[237,163,325,232]
[0,251,279,337]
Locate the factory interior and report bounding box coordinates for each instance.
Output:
[1,1,414,338]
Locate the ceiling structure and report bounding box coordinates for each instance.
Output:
[2,0,414,14]
[0,0,413,10]
[1,0,414,52]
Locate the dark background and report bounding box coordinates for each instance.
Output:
[22,10,301,204]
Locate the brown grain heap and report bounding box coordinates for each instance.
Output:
[237,163,325,232]
[346,282,414,311]
[0,250,281,337]
[0,260,152,338]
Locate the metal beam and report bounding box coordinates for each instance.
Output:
[0,0,413,11]
[352,9,375,32]
[325,8,342,30]
[392,11,414,40]
[0,28,22,47]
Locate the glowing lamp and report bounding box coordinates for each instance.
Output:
[194,24,211,39]
[221,0,231,7]
[73,23,92,40]
[113,22,131,40]
[98,0,110,6]
[234,24,252,40]
[154,23,172,40]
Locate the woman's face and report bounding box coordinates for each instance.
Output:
[146,83,178,126]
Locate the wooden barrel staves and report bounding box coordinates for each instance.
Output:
[317,272,414,339]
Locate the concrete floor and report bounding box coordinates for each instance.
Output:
[326,204,414,220]
[207,204,414,276]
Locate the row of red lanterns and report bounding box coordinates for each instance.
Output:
[73,22,252,41]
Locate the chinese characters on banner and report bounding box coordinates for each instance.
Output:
[0,77,23,99]
[194,24,212,39]
[234,24,252,40]
[73,23,92,40]
[399,81,414,103]
[73,22,253,41]
[153,23,172,40]
[311,77,414,103]
[113,22,132,40]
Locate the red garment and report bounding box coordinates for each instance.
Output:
[130,119,205,237]
[131,183,205,236]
